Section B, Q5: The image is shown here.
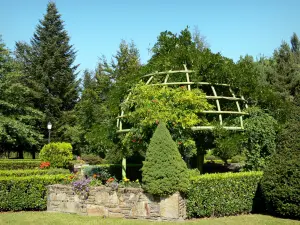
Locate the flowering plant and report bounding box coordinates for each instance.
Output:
[119,178,141,188]
[105,177,118,190]
[39,161,50,169]
[72,178,91,199]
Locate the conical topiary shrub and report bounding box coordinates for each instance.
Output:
[142,122,189,196]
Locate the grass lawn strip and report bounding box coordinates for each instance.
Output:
[0,212,299,225]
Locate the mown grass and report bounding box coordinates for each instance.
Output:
[0,212,299,225]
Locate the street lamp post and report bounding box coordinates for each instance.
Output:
[47,122,52,144]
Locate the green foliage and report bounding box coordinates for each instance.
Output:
[142,122,189,196]
[243,107,278,171]
[213,126,245,164]
[260,120,300,219]
[0,39,44,158]
[231,155,246,163]
[81,154,104,165]
[82,164,142,181]
[121,83,213,158]
[0,168,69,176]
[0,174,68,211]
[187,171,263,218]
[39,142,73,168]
[0,160,40,170]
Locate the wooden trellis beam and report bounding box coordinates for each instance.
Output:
[143,70,194,77]
[211,85,222,125]
[146,76,154,84]
[151,81,230,87]
[229,87,244,129]
[183,64,191,91]
[191,126,244,131]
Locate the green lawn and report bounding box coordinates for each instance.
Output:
[0,212,299,225]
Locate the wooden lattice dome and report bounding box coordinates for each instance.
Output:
[117,65,248,133]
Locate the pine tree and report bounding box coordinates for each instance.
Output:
[17,2,79,140]
[142,122,189,196]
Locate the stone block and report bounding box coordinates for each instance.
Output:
[86,205,108,217]
[160,192,179,219]
[108,192,119,206]
[95,191,109,205]
[130,201,150,217]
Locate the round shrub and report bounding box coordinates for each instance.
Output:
[142,122,189,196]
[39,142,73,168]
[260,121,300,219]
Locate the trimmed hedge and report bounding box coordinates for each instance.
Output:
[0,174,68,211]
[0,161,40,170]
[82,164,142,181]
[187,171,263,218]
[0,169,69,177]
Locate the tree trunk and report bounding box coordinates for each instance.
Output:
[196,152,205,174]
[18,149,24,159]
[31,151,36,159]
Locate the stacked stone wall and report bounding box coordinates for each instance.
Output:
[47,185,186,221]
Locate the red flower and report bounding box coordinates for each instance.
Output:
[178,142,182,145]
[40,161,50,169]
[106,177,115,183]
[132,139,136,143]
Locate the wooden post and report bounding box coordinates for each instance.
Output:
[122,157,126,179]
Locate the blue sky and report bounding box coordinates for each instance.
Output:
[1,0,299,76]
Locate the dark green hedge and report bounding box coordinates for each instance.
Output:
[0,168,69,177]
[82,164,142,181]
[0,174,68,211]
[0,161,40,170]
[187,171,263,218]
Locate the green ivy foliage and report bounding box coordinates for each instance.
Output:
[187,171,263,218]
[39,142,73,168]
[142,122,189,196]
[243,107,278,171]
[121,82,213,158]
[260,120,300,219]
[0,174,68,211]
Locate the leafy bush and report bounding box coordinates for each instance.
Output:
[213,126,245,164]
[243,107,277,171]
[0,168,69,177]
[80,154,104,165]
[0,160,40,170]
[82,164,142,181]
[187,171,263,218]
[205,155,217,161]
[142,122,189,196]
[39,142,73,168]
[231,155,246,163]
[83,165,111,183]
[0,174,68,211]
[260,120,300,219]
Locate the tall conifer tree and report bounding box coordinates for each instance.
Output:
[19,2,79,139]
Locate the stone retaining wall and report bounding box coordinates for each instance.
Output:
[47,185,186,221]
